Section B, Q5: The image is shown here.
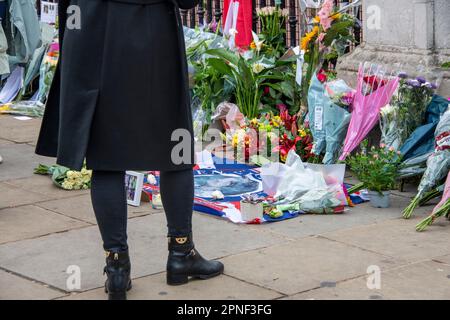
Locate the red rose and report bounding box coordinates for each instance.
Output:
[317,72,327,83]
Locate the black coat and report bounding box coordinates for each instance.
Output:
[35,0,198,171]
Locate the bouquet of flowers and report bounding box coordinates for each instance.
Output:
[381,73,437,150]
[416,172,450,231]
[339,63,399,160]
[300,0,357,106]
[256,5,289,57]
[308,72,354,164]
[403,107,450,218]
[34,164,92,190]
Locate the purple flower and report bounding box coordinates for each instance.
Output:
[430,83,438,90]
[407,79,421,88]
[398,72,408,79]
[416,76,427,84]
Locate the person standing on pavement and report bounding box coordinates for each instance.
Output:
[35,0,223,300]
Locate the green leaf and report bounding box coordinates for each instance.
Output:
[205,48,240,66]
[206,58,233,77]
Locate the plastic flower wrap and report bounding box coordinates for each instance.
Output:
[382,73,438,150]
[263,150,346,213]
[397,95,449,178]
[339,63,399,160]
[403,106,450,218]
[379,104,403,150]
[308,74,353,164]
[416,172,450,231]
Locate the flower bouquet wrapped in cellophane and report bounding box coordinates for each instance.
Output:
[34,163,92,190]
[403,106,450,219]
[416,172,450,231]
[339,62,399,160]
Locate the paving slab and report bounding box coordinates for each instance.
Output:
[322,217,450,262]
[220,236,401,295]
[62,273,282,300]
[248,195,425,240]
[0,143,54,181]
[4,174,89,200]
[0,212,286,291]
[36,193,160,224]
[0,138,14,146]
[433,254,450,265]
[0,116,41,144]
[0,270,65,300]
[0,205,90,244]
[285,260,450,300]
[0,182,52,209]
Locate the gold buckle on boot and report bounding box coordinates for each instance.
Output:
[175,237,187,244]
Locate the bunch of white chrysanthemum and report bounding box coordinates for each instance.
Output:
[61,168,92,190]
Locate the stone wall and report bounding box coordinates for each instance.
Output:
[337,0,450,95]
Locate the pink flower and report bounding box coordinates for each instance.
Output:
[389,146,395,152]
[380,143,386,148]
[317,33,327,51]
[317,0,334,31]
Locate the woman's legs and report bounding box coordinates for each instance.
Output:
[90,170,128,251]
[159,168,194,236]
[91,168,194,249]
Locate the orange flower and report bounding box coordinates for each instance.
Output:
[331,12,342,20]
[300,26,319,50]
[250,41,256,50]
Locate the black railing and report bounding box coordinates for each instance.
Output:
[181,0,363,49]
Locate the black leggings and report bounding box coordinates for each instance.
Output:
[90,169,194,251]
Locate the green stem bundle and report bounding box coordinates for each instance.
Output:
[347,182,365,194]
[402,194,421,219]
[415,199,450,232]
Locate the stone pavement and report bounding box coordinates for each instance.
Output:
[0,114,449,300]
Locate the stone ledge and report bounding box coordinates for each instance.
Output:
[337,43,450,95]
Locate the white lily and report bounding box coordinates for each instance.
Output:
[251,31,264,52]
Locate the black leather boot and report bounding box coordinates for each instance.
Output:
[103,250,132,300]
[166,234,224,285]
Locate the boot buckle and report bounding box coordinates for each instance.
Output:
[175,237,188,244]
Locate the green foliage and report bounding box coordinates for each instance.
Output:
[346,141,402,194]
[205,48,285,119]
[441,61,450,69]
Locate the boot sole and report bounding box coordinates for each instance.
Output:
[167,268,224,286]
[105,280,132,300]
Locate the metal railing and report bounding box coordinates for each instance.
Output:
[181,0,362,49]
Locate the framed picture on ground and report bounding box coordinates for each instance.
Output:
[125,171,144,207]
[40,1,58,24]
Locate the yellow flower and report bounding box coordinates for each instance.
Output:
[62,180,74,190]
[250,118,259,127]
[301,37,310,51]
[331,13,341,20]
[271,116,282,127]
[298,129,307,137]
[232,134,239,148]
[252,63,266,74]
[313,16,320,23]
[301,26,319,50]
[250,41,256,50]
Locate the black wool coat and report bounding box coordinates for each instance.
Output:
[35,0,198,171]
